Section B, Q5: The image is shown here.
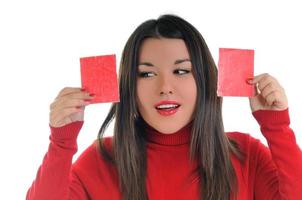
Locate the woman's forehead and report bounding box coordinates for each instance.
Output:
[138,38,190,63]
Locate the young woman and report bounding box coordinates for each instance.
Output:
[26,14,302,200]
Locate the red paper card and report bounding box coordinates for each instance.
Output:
[217,48,254,97]
[80,54,119,103]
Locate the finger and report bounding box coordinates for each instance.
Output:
[258,78,281,93]
[250,84,260,97]
[50,107,82,127]
[265,91,280,106]
[66,91,94,100]
[51,98,91,111]
[55,87,85,99]
[249,73,269,84]
[259,82,279,97]
[50,91,94,110]
[50,105,84,123]
[257,76,272,91]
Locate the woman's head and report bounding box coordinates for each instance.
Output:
[99,14,239,200]
[119,14,218,134]
[137,38,197,134]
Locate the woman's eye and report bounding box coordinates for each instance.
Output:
[138,72,156,78]
[174,69,190,75]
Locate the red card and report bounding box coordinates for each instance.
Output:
[80,54,119,103]
[217,48,254,97]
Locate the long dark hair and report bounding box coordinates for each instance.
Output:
[98,14,242,200]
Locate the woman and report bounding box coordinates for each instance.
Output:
[26,14,302,200]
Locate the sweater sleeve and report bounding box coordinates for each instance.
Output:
[26,121,89,200]
[252,108,302,200]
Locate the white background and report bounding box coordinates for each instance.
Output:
[0,0,301,199]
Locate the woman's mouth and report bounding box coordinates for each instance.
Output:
[154,101,181,116]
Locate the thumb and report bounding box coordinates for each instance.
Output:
[252,84,259,97]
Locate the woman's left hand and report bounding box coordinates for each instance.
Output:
[248,73,288,112]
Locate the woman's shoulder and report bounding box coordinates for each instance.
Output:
[226,131,263,153]
[71,137,119,190]
[227,131,260,142]
[72,136,114,171]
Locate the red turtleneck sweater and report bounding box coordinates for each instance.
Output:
[26,109,302,199]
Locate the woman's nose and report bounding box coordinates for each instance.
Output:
[158,75,174,95]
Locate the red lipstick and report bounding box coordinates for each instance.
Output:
[154,100,180,116]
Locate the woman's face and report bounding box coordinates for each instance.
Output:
[136,38,197,134]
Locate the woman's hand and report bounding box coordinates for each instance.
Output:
[248,73,288,112]
[49,87,94,127]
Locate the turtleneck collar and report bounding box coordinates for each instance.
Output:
[144,121,193,146]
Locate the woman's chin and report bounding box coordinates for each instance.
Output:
[151,123,185,134]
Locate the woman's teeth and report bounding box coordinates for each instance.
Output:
[156,104,180,110]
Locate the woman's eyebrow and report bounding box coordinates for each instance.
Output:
[138,62,154,67]
[174,58,191,64]
[139,59,191,67]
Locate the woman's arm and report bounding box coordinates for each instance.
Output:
[248,74,302,199]
[252,109,302,199]
[26,121,88,200]
[27,87,94,199]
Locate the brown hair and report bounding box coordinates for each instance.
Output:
[98,14,242,200]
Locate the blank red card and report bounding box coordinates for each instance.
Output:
[80,54,119,104]
[217,48,254,97]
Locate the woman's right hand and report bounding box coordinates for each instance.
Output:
[49,87,95,127]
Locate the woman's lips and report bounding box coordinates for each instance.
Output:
[156,106,180,116]
[154,100,181,116]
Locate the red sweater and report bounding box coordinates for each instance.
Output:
[27,109,302,200]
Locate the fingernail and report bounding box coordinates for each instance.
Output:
[89,93,96,97]
[84,99,91,102]
[81,87,86,91]
[246,78,253,84]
